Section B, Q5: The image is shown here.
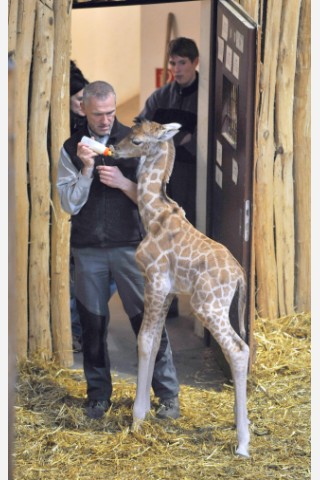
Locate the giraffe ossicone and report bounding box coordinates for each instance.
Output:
[111,119,250,458]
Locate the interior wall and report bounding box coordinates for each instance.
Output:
[71,5,141,106]
[71,2,202,108]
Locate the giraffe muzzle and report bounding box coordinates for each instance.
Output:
[108,145,118,158]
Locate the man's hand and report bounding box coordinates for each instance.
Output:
[96,165,125,188]
[96,165,138,204]
[77,141,96,177]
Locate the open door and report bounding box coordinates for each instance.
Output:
[206,0,258,377]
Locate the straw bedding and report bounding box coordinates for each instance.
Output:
[12,313,310,479]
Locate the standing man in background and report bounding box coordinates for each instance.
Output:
[69,60,89,351]
[70,60,89,135]
[138,37,199,317]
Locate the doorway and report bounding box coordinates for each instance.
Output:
[70,0,225,385]
[70,0,257,379]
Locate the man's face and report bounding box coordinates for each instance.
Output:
[168,55,199,88]
[81,94,116,137]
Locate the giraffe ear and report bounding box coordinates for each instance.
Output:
[159,123,181,140]
[163,123,182,131]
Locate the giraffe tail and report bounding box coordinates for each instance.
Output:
[238,270,247,340]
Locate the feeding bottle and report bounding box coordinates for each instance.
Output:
[81,136,112,156]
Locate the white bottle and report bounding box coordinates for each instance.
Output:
[81,136,112,156]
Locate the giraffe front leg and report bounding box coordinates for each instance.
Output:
[131,273,171,429]
[132,315,166,429]
[132,332,154,427]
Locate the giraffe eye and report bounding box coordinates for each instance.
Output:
[132,139,143,146]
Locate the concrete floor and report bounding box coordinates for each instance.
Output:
[73,292,227,391]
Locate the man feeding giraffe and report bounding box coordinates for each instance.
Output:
[110,118,250,458]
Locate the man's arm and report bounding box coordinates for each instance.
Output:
[56,146,93,215]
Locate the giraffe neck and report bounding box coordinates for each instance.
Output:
[137,139,176,229]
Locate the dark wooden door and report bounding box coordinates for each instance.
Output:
[206,0,258,376]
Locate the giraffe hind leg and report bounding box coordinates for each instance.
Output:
[220,329,250,457]
[197,308,250,458]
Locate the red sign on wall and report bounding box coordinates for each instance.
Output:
[155,68,174,88]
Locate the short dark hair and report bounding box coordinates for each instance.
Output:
[168,37,199,62]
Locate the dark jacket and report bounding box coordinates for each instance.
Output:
[70,111,87,135]
[139,72,198,164]
[63,118,145,248]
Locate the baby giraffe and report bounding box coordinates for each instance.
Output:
[111,119,250,457]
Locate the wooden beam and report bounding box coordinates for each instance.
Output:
[28,0,54,358]
[13,0,37,359]
[8,53,16,480]
[255,0,283,318]
[8,0,19,56]
[293,0,311,312]
[274,0,302,315]
[50,0,73,367]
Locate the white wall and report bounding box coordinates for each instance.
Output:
[71,2,202,108]
[71,5,141,106]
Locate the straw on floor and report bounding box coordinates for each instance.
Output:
[12,313,310,480]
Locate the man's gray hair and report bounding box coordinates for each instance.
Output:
[82,81,116,104]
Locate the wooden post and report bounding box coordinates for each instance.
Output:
[293,0,311,312]
[239,0,259,22]
[8,54,16,480]
[50,0,73,367]
[8,0,19,56]
[28,0,54,358]
[161,13,175,87]
[274,0,302,316]
[13,0,37,359]
[249,17,262,370]
[254,0,283,319]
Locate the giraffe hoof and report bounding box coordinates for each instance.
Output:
[131,417,143,432]
[235,445,250,458]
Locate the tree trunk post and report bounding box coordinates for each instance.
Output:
[13,0,37,359]
[28,0,54,358]
[50,0,73,367]
[293,0,311,313]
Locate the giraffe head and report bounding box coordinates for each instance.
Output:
[111,119,181,159]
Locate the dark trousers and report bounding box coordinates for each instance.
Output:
[72,246,179,402]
